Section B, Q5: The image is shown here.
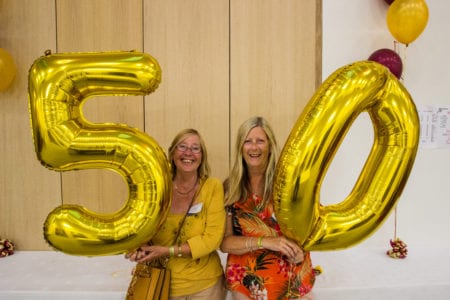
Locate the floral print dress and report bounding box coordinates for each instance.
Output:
[225,193,315,300]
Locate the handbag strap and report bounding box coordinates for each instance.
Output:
[172,178,203,244]
[146,178,204,268]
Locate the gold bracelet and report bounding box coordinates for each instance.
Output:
[177,245,182,257]
[169,246,175,257]
[257,237,264,249]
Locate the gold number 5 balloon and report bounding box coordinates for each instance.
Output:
[28,51,171,256]
[273,61,419,251]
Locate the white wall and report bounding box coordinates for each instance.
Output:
[321,0,450,249]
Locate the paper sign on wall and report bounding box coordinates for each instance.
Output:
[418,105,450,149]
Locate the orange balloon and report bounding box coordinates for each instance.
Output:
[0,48,17,91]
[387,0,429,45]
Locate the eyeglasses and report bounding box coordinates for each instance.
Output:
[176,144,202,154]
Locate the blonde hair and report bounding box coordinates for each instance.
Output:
[168,128,210,180]
[225,116,279,206]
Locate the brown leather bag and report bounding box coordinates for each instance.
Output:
[126,260,170,300]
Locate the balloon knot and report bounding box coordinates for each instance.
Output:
[0,237,15,257]
[386,238,407,259]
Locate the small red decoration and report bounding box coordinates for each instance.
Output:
[386,238,407,259]
[0,238,15,257]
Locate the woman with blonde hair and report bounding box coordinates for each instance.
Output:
[221,117,315,299]
[127,128,226,299]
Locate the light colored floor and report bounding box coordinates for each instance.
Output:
[1,247,449,300]
[310,246,450,300]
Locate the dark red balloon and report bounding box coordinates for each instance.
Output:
[368,48,403,79]
[384,0,395,5]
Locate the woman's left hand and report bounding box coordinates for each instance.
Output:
[261,236,304,263]
[292,246,305,264]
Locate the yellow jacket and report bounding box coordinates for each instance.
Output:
[151,177,226,296]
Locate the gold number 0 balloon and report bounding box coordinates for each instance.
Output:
[273,61,420,251]
[28,51,171,256]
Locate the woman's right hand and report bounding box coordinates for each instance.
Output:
[125,244,169,263]
[124,248,146,262]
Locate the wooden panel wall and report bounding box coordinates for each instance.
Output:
[0,0,321,250]
[143,0,230,180]
[230,0,322,155]
[0,0,59,251]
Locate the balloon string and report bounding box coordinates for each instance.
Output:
[59,172,64,205]
[392,39,407,241]
[393,39,400,240]
[402,44,407,83]
[385,41,408,259]
[394,41,407,83]
[394,206,397,239]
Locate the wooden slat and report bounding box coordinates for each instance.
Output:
[230,0,322,155]
[143,0,230,180]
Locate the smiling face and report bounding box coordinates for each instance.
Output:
[173,133,202,176]
[242,126,270,172]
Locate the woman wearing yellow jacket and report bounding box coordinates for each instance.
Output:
[126,128,226,299]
